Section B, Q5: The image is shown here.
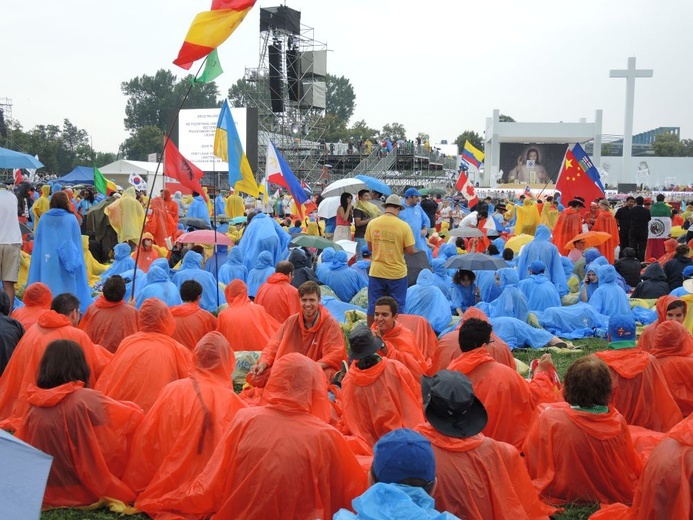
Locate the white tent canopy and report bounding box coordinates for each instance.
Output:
[98,160,164,194]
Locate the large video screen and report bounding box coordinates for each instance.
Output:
[499,143,569,184]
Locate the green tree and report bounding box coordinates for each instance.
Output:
[680,139,693,157]
[498,114,515,122]
[380,123,406,142]
[347,119,378,142]
[120,125,165,161]
[227,75,271,109]
[95,151,117,165]
[601,143,614,156]
[455,131,483,153]
[653,132,683,156]
[325,74,355,125]
[417,131,430,143]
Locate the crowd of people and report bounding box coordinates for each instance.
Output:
[1,177,693,518]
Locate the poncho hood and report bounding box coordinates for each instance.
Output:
[194,331,235,379]
[25,381,85,407]
[181,250,204,270]
[138,297,176,335]
[224,279,251,306]
[534,224,551,241]
[329,250,349,270]
[22,283,53,308]
[642,262,666,281]
[498,267,519,288]
[255,250,274,270]
[113,243,131,261]
[226,247,244,266]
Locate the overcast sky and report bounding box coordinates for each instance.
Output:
[2,0,691,155]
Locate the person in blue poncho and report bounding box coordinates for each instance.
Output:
[575,247,601,280]
[316,247,336,279]
[515,224,568,296]
[101,243,135,280]
[350,248,372,287]
[475,270,502,303]
[288,248,320,288]
[405,270,452,334]
[587,255,630,293]
[219,247,247,285]
[203,244,228,280]
[238,211,290,271]
[476,268,529,323]
[536,302,609,339]
[171,250,225,311]
[430,259,452,299]
[449,270,478,316]
[518,260,562,312]
[110,267,145,302]
[213,192,226,218]
[186,191,211,226]
[400,188,432,260]
[319,250,367,302]
[561,256,581,294]
[135,265,182,308]
[27,191,93,313]
[588,264,632,318]
[246,251,275,299]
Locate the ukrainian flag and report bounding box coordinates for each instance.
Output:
[461,141,485,169]
[214,100,259,197]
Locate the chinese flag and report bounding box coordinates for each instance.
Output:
[164,139,207,199]
[555,148,604,206]
[456,170,479,209]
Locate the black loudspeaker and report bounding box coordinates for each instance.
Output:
[260,6,301,35]
[286,47,300,102]
[268,44,284,113]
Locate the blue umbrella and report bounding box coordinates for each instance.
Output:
[355,175,391,196]
[0,147,44,169]
[230,216,247,225]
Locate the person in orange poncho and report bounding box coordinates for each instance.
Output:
[95,298,193,412]
[396,313,438,364]
[417,370,557,520]
[649,319,693,416]
[11,282,52,330]
[170,280,217,351]
[637,296,692,352]
[217,279,280,351]
[79,275,139,353]
[523,356,642,505]
[592,199,619,264]
[448,318,559,449]
[15,339,143,509]
[144,197,176,249]
[249,281,347,384]
[156,353,368,520]
[126,333,247,517]
[371,296,429,380]
[593,314,682,432]
[432,306,514,373]
[339,324,424,446]
[131,232,165,273]
[0,293,112,430]
[161,189,179,228]
[254,261,301,324]
[552,197,586,256]
[657,238,679,266]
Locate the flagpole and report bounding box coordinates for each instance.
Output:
[213,156,219,309]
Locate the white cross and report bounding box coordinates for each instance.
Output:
[609,57,653,183]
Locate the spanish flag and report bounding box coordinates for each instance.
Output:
[214,100,259,197]
[174,0,257,70]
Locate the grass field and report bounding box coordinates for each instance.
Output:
[39,339,608,520]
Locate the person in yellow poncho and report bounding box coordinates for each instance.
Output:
[305,218,322,236]
[104,187,146,244]
[225,190,245,219]
[539,197,560,230]
[81,236,109,286]
[31,185,51,226]
[514,197,541,236]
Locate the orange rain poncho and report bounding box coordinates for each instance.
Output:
[649,320,693,415]
[127,333,247,517]
[79,296,139,353]
[11,282,52,330]
[105,186,146,244]
[95,298,193,412]
[657,238,679,266]
[170,302,217,351]
[154,353,367,520]
[593,349,682,431]
[131,232,166,273]
[592,208,619,264]
[0,310,112,430]
[15,381,143,508]
[552,206,584,257]
[396,313,438,365]
[523,402,642,505]
[254,272,301,324]
[637,295,693,352]
[144,197,176,248]
[217,280,280,351]
[161,189,179,227]
[340,356,424,446]
[416,422,557,520]
[373,321,429,381]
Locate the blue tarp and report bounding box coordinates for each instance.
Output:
[58,166,94,185]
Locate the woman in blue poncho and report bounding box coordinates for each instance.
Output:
[319,250,366,302]
[476,268,529,322]
[238,212,290,271]
[430,259,452,299]
[135,265,182,308]
[588,264,632,318]
[27,192,93,313]
[246,251,275,299]
[186,191,211,226]
[450,269,479,316]
[405,270,452,334]
[517,260,562,312]
[515,224,568,295]
[219,247,248,285]
[101,243,135,280]
[316,247,336,280]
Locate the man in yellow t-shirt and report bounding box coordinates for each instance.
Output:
[365,194,415,325]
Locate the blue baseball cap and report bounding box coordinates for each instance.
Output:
[529,260,547,274]
[404,188,421,198]
[608,314,636,343]
[372,429,435,484]
[683,265,693,278]
[361,247,371,257]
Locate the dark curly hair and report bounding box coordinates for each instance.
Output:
[563,356,612,408]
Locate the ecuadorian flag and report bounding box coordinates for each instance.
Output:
[461,140,485,169]
[214,100,259,197]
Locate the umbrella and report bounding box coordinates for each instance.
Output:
[176,230,234,246]
[355,175,391,196]
[290,234,343,251]
[565,231,613,250]
[0,147,44,170]
[335,239,358,260]
[444,253,508,271]
[230,216,247,225]
[317,197,341,219]
[449,227,484,238]
[179,217,212,230]
[405,250,431,286]
[321,178,367,198]
[505,234,534,254]
[428,187,447,197]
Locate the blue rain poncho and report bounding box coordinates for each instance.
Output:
[437,244,459,277]
[405,270,452,333]
[561,256,581,293]
[514,225,568,295]
[489,316,554,350]
[288,248,320,288]
[475,271,502,303]
[219,247,248,285]
[400,203,432,259]
[239,212,290,270]
[203,245,228,280]
[316,248,336,280]
[449,280,476,314]
[111,267,145,302]
[246,251,275,298]
[27,208,93,313]
[588,264,631,318]
[186,194,211,225]
[589,256,630,293]
[334,483,459,520]
[172,250,225,311]
[135,266,183,308]
[350,259,371,286]
[101,243,135,280]
[319,250,367,302]
[431,260,452,299]
[321,296,364,323]
[536,302,609,339]
[130,258,173,302]
[476,268,529,322]
[214,194,226,218]
[518,273,562,312]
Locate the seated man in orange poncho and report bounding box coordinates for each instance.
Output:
[79,275,139,353]
[649,319,693,416]
[217,279,280,351]
[416,370,557,520]
[153,353,367,520]
[249,281,346,385]
[593,314,682,432]
[447,318,560,450]
[0,293,112,430]
[11,282,53,331]
[523,356,642,505]
[95,298,193,412]
[125,332,247,517]
[170,280,217,351]
[396,313,438,365]
[371,296,429,380]
[339,324,424,446]
[254,260,301,324]
[15,339,143,509]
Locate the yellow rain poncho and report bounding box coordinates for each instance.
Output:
[104,187,146,243]
[31,185,51,225]
[225,193,245,219]
[539,203,560,230]
[82,236,109,286]
[514,199,540,236]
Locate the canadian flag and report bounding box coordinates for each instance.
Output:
[456,170,479,209]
